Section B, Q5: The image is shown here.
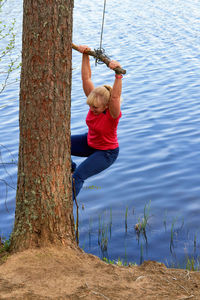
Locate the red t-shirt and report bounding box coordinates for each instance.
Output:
[86,108,121,150]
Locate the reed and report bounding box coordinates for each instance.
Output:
[77,203,200,271]
[163,209,167,231]
[125,206,128,233]
[140,243,144,265]
[98,212,109,254]
[170,217,177,253]
[88,217,93,249]
[109,208,112,238]
[135,200,151,238]
[194,232,197,253]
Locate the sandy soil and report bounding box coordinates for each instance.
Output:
[0,244,200,300]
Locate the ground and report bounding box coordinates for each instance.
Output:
[0,244,200,300]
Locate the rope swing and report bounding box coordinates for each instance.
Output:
[94,0,110,65]
[72,0,126,75]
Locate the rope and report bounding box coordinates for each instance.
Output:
[100,0,106,50]
[94,0,110,65]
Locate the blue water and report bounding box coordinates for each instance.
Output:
[0,0,200,267]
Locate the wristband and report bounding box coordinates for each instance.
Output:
[115,74,123,79]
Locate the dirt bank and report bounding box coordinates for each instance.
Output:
[0,245,200,299]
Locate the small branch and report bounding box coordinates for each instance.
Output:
[185,270,191,280]
[0,179,16,213]
[180,296,194,300]
[72,43,126,75]
[90,290,111,300]
[0,179,16,190]
[72,178,79,244]
[85,282,111,300]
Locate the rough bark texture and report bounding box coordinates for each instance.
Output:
[10,0,75,251]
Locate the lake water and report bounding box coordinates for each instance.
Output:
[0,0,200,267]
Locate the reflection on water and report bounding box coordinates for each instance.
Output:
[0,0,200,267]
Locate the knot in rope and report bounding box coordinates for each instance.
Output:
[94,47,110,66]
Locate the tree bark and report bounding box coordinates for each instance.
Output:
[10,0,75,251]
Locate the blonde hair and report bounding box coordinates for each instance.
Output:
[87,85,112,107]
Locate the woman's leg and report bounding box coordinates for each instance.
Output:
[71,133,95,173]
[71,133,94,157]
[73,148,119,198]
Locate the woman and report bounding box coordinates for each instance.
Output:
[72,45,123,200]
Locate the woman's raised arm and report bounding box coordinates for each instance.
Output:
[77,45,95,97]
[109,60,122,119]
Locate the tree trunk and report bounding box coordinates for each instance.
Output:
[10,0,75,251]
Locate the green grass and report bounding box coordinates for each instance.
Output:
[0,237,10,265]
[186,256,200,271]
[102,256,137,267]
[0,236,10,252]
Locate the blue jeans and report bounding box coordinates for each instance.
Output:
[71,133,119,200]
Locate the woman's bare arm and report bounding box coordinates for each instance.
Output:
[109,60,122,119]
[78,45,95,97]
